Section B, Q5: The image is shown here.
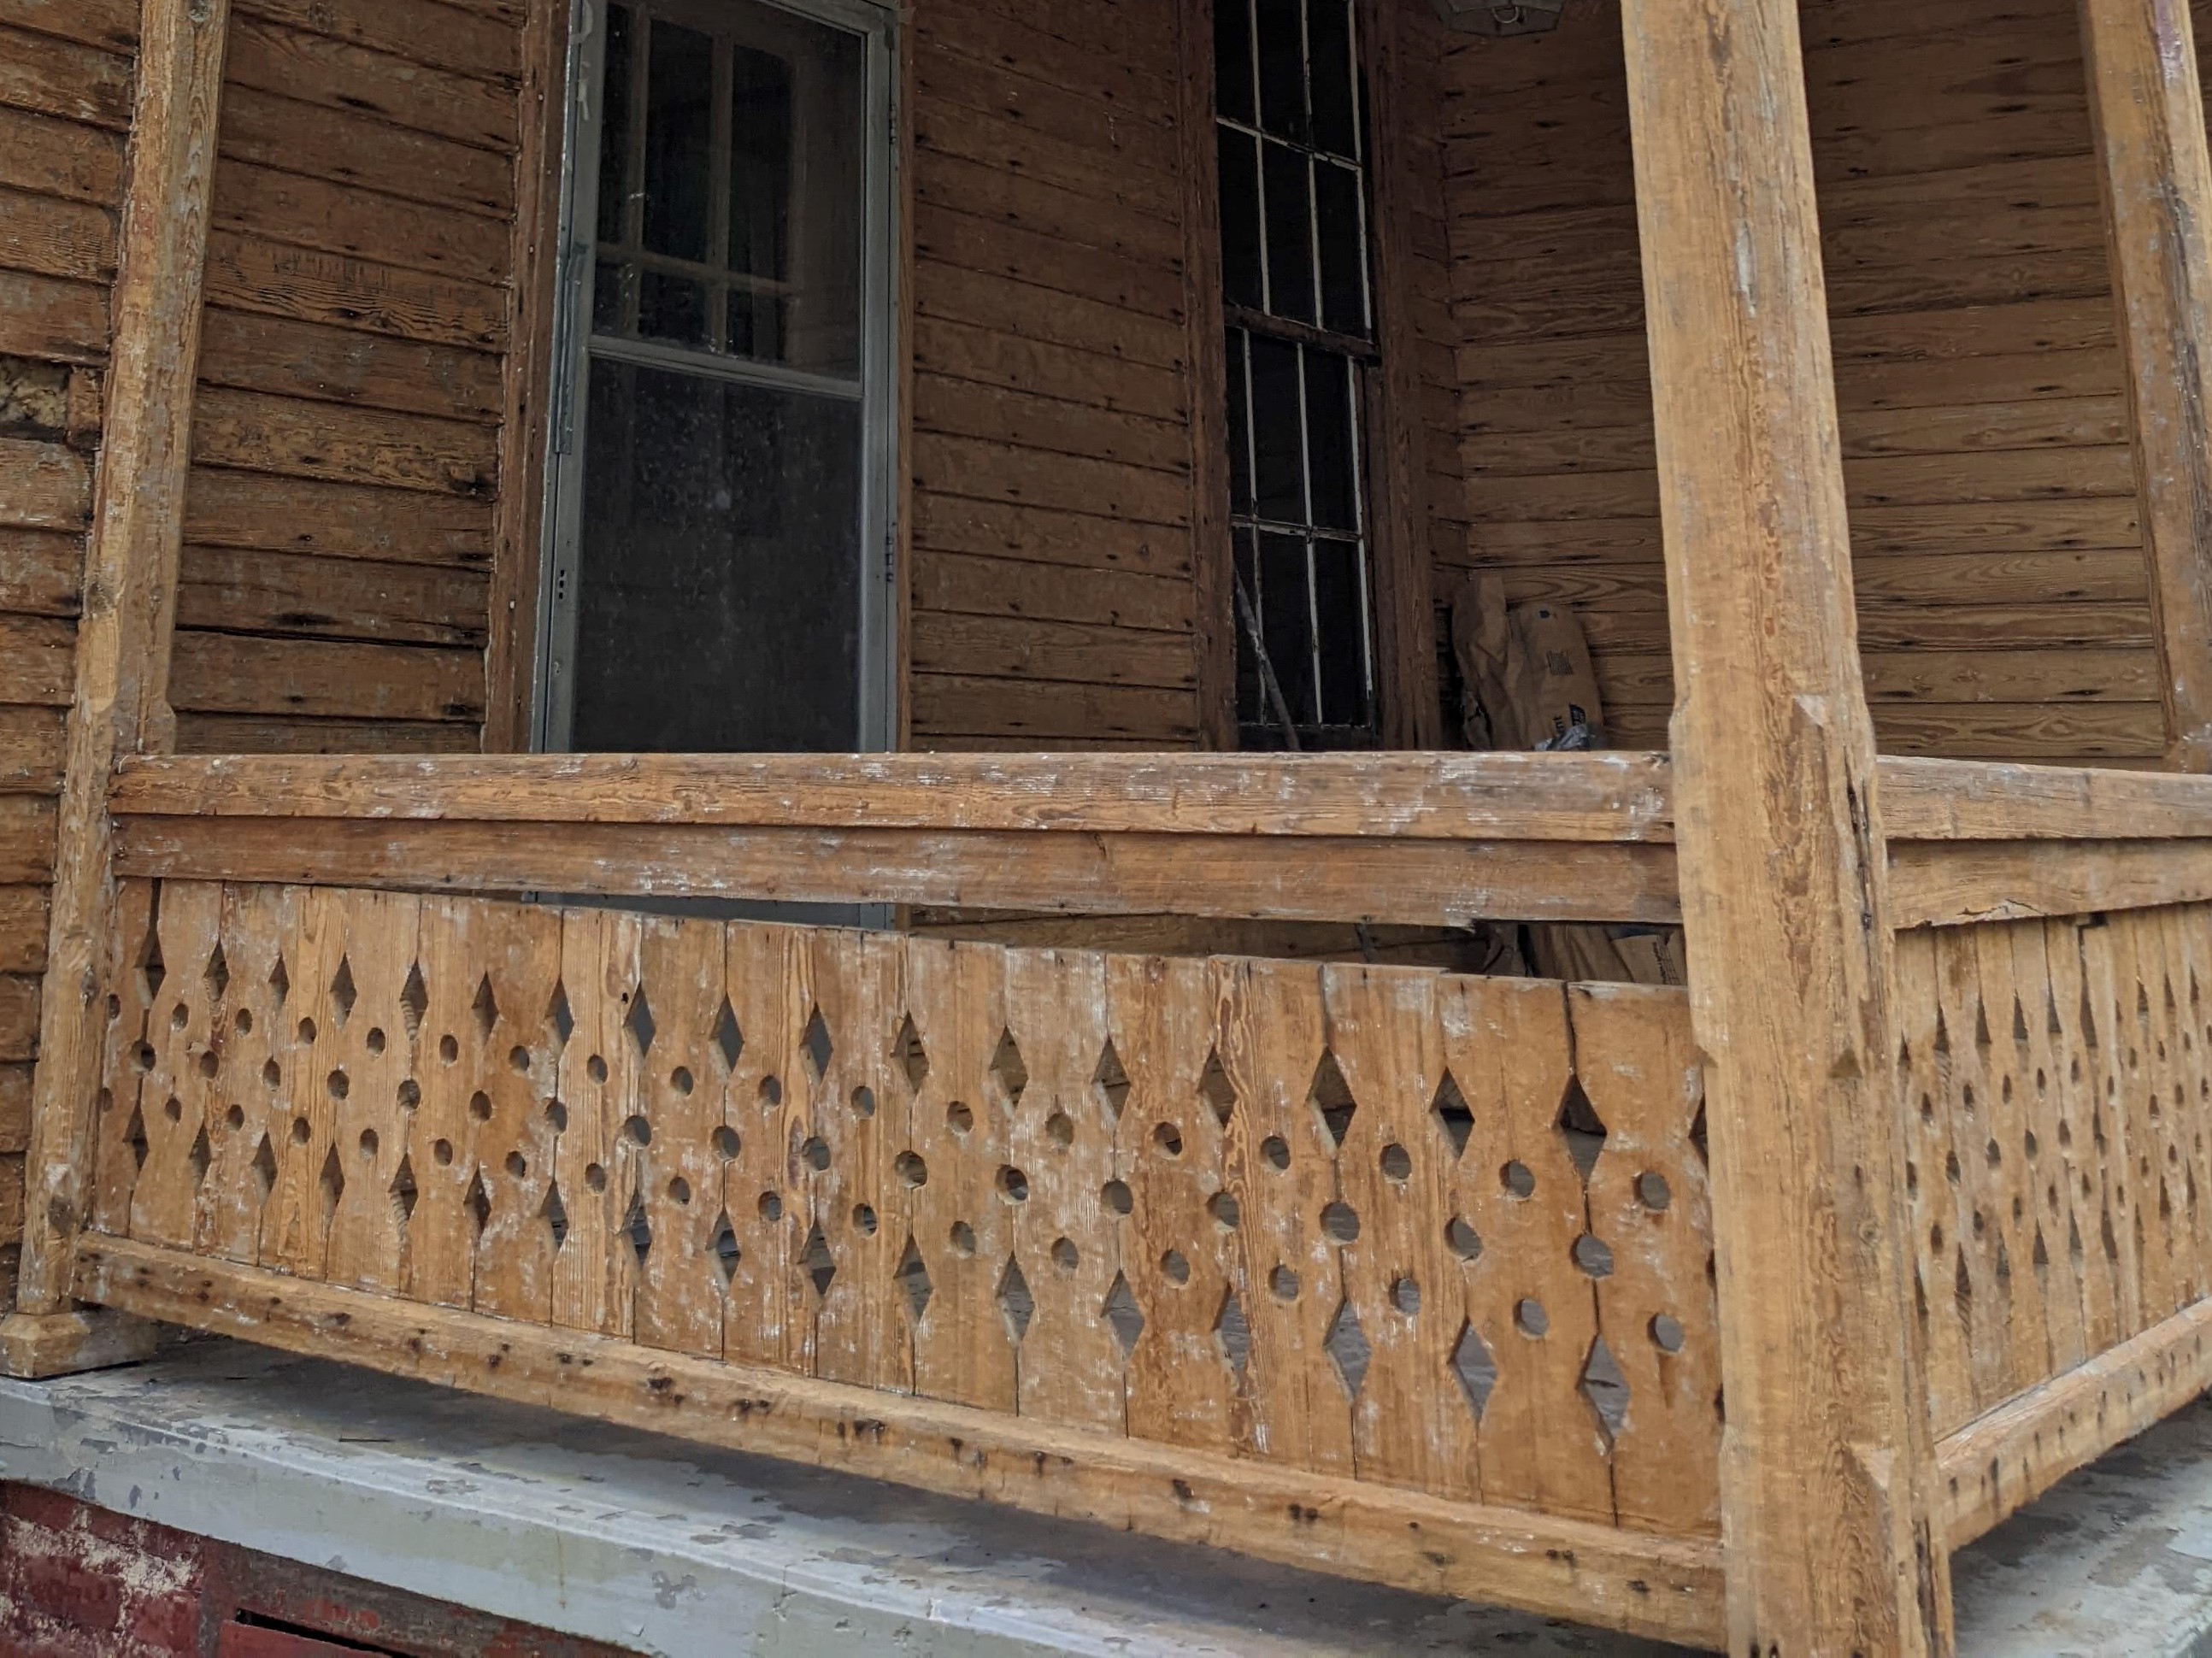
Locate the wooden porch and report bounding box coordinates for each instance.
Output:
[6,0,2212,1653]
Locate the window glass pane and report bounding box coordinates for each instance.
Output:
[1310,538,1368,726]
[1254,0,1306,142]
[1262,141,1315,324]
[728,46,791,279]
[1224,328,1253,514]
[638,268,709,347]
[728,289,786,361]
[1258,532,1316,726]
[1232,527,1264,723]
[1314,161,1367,336]
[591,257,627,333]
[597,3,634,244]
[1305,0,1356,158]
[1303,348,1357,531]
[643,21,715,262]
[757,15,862,374]
[1215,0,1255,127]
[574,360,861,753]
[1248,333,1303,522]
[1217,130,1263,312]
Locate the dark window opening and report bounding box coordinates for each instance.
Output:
[1215,0,1379,750]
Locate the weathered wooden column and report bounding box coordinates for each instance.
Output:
[0,0,230,1376]
[2082,0,2212,773]
[1619,0,1949,1651]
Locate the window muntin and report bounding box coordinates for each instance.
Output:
[1215,0,1379,748]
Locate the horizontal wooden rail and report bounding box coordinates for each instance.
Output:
[75,1238,1728,1648]
[1890,838,2212,930]
[1879,756,2212,842]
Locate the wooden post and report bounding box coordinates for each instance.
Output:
[1,0,231,1371]
[2082,0,2212,773]
[1618,0,1950,1651]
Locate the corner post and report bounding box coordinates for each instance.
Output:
[4,0,231,1369]
[2081,0,2212,773]
[1619,0,1948,1650]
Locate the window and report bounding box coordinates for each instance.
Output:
[539,0,894,755]
[1215,0,1378,749]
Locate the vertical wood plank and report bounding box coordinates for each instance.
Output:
[2082,0,2212,771]
[1178,0,1236,750]
[1619,0,1948,1645]
[17,0,232,1319]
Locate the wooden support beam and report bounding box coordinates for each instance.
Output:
[74,1236,1727,1647]
[1888,838,2212,931]
[1177,0,1236,751]
[0,1308,160,1379]
[10,0,230,1323]
[1879,756,2212,842]
[2082,0,2212,771]
[1619,1,1950,1651]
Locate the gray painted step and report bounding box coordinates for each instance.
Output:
[0,1338,2205,1655]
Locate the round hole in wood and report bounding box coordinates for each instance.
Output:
[262,1059,281,1089]
[544,1097,568,1132]
[468,1091,492,1123]
[1501,1161,1534,1198]
[1391,1276,1420,1315]
[1380,1143,1412,1181]
[326,1068,350,1102]
[1032,1236,1069,1273]
[1152,1122,1184,1157]
[852,1202,877,1235]
[359,1128,379,1158]
[171,1004,188,1031]
[397,1079,421,1110]
[512,1046,534,1074]
[625,1114,653,1148]
[1101,1179,1133,1215]
[366,1027,386,1055]
[712,1126,742,1160]
[198,1051,218,1079]
[1208,1190,1240,1229]
[432,1138,454,1167]
[438,1034,458,1064]
[759,1074,783,1108]
[1045,1111,1074,1147]
[587,1054,608,1084]
[946,1099,974,1134]
[1261,1135,1290,1171]
[850,1085,875,1118]
[133,1043,156,1073]
[998,1165,1029,1202]
[505,1150,527,1179]
[291,1116,310,1144]
[1650,1313,1686,1355]
[671,1067,694,1097]
[895,1149,927,1187]
[1635,1170,1671,1212]
[801,1135,829,1171]
[1162,1249,1191,1285]
[161,1096,181,1123]
[670,1176,692,1207]
[1515,1297,1549,1338]
[1321,1201,1360,1242]
[1573,1233,1615,1279]
[757,1190,782,1221]
[586,1163,608,1193]
[225,1104,244,1131]
[950,1220,977,1255]
[106,995,121,1021]
[1269,1264,1299,1301]
[234,1008,253,1036]
[297,1018,316,1044]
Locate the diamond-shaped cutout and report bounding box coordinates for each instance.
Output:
[1433,1070,1474,1158]
[1102,1269,1143,1354]
[626,985,656,1056]
[1092,1039,1131,1119]
[536,1179,564,1249]
[708,1210,740,1285]
[987,1027,1026,1107]
[802,1008,834,1081]
[1557,1074,1607,1182]
[1580,1335,1630,1441]
[1215,1287,1250,1379]
[122,1102,149,1172]
[468,973,497,1041]
[1309,1050,1356,1147]
[389,1155,418,1226]
[802,1221,835,1296]
[712,997,743,1073]
[894,1013,929,1091]
[138,920,166,1002]
[318,1144,344,1220]
[398,963,428,1038]
[547,981,574,1047]
[203,944,230,1002]
[625,1191,653,1266]
[1689,1100,1709,1166]
[249,1133,276,1201]
[330,958,357,1028]
[1325,1299,1371,1397]
[1197,1046,1236,1126]
[1450,1320,1497,1420]
[268,954,290,1007]
[896,1234,932,1321]
[186,1125,212,1189]
[998,1256,1035,1343]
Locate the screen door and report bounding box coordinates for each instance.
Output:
[538,0,896,754]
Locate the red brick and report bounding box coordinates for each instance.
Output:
[13,1547,124,1633]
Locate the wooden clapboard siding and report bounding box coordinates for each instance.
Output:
[1440,0,2163,765]
[0,6,125,1291]
[906,0,1206,749]
[174,0,517,753]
